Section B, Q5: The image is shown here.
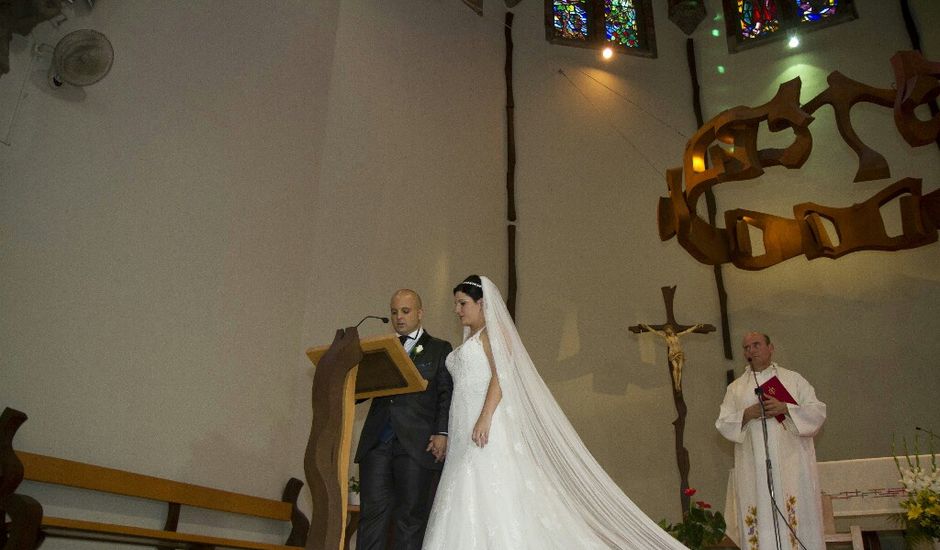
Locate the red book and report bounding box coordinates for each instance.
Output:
[759,375,798,423]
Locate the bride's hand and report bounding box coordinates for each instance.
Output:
[472,416,492,448]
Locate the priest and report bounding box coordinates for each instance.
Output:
[716,332,827,549]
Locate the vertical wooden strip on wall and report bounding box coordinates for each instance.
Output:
[508,225,517,320]
[505,11,517,223]
[686,37,733,360]
[505,11,518,320]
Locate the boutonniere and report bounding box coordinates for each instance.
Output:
[411,344,424,358]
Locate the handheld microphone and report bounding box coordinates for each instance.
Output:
[354,315,390,329]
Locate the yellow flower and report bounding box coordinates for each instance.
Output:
[926,504,940,518]
[907,503,924,520]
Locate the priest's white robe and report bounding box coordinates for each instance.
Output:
[716,363,827,550]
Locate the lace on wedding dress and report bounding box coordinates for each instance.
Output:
[467,276,688,549]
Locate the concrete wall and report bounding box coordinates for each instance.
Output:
[1,0,937,543]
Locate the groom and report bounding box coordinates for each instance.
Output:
[354,288,454,550]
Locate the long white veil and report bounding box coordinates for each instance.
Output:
[467,276,688,549]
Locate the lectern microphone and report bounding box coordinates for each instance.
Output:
[354,315,390,329]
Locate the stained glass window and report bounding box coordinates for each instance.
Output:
[722,0,856,52]
[553,1,590,40]
[738,0,780,39]
[605,0,639,48]
[545,0,656,58]
[795,0,840,22]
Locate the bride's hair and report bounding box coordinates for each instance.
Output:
[453,274,483,301]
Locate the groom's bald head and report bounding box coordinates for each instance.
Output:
[390,289,423,336]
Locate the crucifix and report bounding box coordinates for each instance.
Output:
[629,285,714,515]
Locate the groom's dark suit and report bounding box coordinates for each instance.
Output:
[354,329,453,550]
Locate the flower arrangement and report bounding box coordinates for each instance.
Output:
[894,436,940,544]
[658,488,726,549]
[348,475,361,505]
[348,475,360,494]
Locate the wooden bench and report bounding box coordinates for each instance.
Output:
[1,408,308,550]
[822,494,868,550]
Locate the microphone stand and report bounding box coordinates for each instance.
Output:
[753,374,784,550]
[752,366,810,550]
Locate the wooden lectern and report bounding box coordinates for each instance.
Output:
[303,328,428,550]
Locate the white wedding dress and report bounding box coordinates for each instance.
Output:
[421,276,688,550]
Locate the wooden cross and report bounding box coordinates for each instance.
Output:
[629,285,714,516]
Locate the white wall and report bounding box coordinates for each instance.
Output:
[284,0,509,513]
[1,0,332,510]
[1,0,938,543]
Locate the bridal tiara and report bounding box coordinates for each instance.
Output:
[460,280,482,288]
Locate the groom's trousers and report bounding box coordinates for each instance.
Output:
[357,437,436,550]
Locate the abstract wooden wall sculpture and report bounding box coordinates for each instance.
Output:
[899,0,940,152]
[658,50,940,270]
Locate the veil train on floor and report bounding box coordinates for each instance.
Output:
[472,276,687,549]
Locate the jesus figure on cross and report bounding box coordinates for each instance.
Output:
[639,323,706,392]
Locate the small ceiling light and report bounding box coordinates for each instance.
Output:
[717,65,726,74]
[711,28,720,37]
[788,34,800,48]
[602,47,614,59]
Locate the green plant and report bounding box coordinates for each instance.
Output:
[348,475,360,494]
[659,488,726,550]
[894,436,940,544]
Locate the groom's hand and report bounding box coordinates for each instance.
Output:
[427,435,448,462]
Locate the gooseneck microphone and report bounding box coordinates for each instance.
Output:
[354,315,389,329]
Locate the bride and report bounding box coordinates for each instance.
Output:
[421,275,688,549]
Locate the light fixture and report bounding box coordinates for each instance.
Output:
[668,0,706,36]
[787,34,800,48]
[602,47,613,60]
